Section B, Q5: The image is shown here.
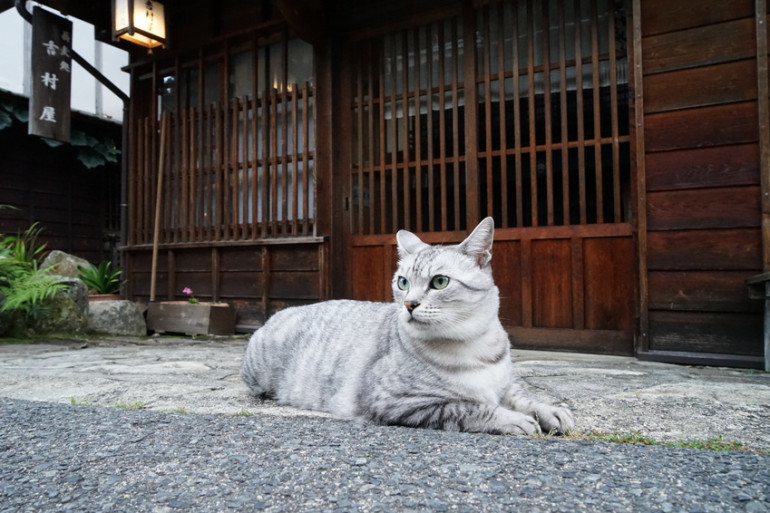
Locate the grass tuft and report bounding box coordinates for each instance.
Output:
[559,430,766,454]
[115,401,147,410]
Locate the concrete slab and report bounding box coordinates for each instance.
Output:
[0,336,768,451]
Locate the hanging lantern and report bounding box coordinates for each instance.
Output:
[112,0,166,51]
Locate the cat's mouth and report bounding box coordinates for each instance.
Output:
[406,312,433,325]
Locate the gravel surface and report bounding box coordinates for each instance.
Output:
[1,398,769,513]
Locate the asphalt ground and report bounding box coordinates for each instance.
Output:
[1,398,769,513]
[0,336,769,512]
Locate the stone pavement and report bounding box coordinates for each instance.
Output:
[0,335,768,452]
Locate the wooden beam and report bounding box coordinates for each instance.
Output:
[462,0,479,228]
[272,0,323,45]
[631,0,649,354]
[756,0,770,272]
[755,0,770,370]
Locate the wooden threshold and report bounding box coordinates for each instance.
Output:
[507,327,634,356]
[637,350,764,370]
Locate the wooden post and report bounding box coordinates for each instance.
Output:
[462,0,479,229]
[150,113,168,302]
[631,0,649,355]
[747,272,770,371]
[755,0,770,370]
[757,0,770,272]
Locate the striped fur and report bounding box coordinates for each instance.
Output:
[241,218,574,435]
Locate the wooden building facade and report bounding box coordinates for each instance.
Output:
[0,90,122,265]
[37,0,767,367]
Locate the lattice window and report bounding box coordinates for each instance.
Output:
[351,16,467,235]
[129,30,315,245]
[350,0,629,235]
[476,0,629,228]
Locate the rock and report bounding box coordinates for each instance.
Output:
[87,300,147,336]
[12,277,89,336]
[53,276,89,314]
[40,250,91,279]
[0,291,11,337]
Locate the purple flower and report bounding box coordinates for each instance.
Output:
[182,287,199,304]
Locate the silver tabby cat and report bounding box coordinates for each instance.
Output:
[241,217,573,435]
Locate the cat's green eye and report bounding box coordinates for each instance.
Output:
[397,276,410,291]
[430,275,450,290]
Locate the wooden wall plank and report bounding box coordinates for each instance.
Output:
[644,101,758,152]
[270,245,320,271]
[647,229,762,270]
[351,245,386,301]
[491,240,523,328]
[531,239,573,328]
[130,271,167,296]
[219,247,262,272]
[645,143,759,191]
[520,237,533,328]
[269,272,320,299]
[171,248,211,270]
[649,311,763,356]
[219,271,262,298]
[649,270,763,312]
[642,18,756,75]
[640,0,754,37]
[171,272,212,299]
[643,59,757,114]
[647,186,761,231]
[571,237,585,330]
[583,237,635,331]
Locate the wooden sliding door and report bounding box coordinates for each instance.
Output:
[346,0,634,354]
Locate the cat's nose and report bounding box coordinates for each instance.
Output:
[404,300,420,313]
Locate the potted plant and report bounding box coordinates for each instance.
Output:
[77,261,123,300]
[146,287,236,336]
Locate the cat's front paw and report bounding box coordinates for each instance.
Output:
[534,404,574,435]
[495,409,542,436]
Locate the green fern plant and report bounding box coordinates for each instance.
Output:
[77,261,123,295]
[0,265,65,312]
[0,223,66,314]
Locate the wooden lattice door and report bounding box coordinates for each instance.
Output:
[346,0,634,354]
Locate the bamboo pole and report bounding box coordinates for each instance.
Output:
[150,113,168,302]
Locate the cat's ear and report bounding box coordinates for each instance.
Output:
[396,229,429,258]
[459,217,495,268]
